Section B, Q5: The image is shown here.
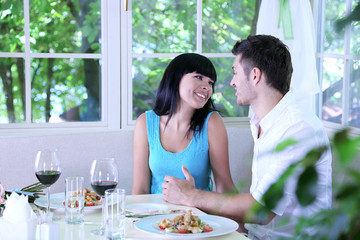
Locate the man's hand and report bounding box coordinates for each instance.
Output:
[162,165,196,206]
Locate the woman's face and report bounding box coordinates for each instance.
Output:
[178,72,214,110]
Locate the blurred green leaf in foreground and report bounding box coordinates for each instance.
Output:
[247,129,360,239]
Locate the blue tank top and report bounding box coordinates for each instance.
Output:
[146,110,213,194]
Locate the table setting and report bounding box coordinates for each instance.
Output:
[0,149,247,240]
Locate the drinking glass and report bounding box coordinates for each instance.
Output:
[35,149,62,221]
[65,177,85,224]
[105,188,126,240]
[90,158,119,235]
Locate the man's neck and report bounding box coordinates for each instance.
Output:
[251,90,284,121]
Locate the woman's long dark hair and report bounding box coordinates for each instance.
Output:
[153,53,217,137]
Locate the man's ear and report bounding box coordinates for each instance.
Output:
[251,67,262,85]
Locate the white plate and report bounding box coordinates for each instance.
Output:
[34,192,102,210]
[135,214,239,239]
[127,203,168,214]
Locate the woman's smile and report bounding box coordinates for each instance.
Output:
[194,91,207,101]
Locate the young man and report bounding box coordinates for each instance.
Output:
[161,35,332,239]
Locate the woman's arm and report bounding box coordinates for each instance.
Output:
[207,113,236,193]
[131,113,151,194]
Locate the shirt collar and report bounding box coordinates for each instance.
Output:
[251,91,295,135]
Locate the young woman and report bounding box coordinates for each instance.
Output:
[132,53,235,194]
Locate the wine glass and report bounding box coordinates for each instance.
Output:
[35,149,62,221]
[90,158,119,235]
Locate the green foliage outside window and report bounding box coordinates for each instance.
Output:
[131,0,259,119]
[0,0,101,123]
[321,0,360,127]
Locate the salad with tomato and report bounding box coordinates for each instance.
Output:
[158,210,213,234]
[84,188,102,207]
[63,188,102,207]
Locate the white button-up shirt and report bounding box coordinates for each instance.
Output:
[245,91,332,240]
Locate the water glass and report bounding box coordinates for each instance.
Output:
[105,189,126,240]
[65,177,85,224]
[65,222,84,239]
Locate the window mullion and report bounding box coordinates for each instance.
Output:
[196,0,202,53]
[24,0,31,124]
[343,59,350,125]
[342,0,352,125]
[106,0,121,129]
[127,0,133,128]
[316,0,326,120]
[30,53,101,59]
[121,0,131,128]
[101,0,107,124]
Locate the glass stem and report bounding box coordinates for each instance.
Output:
[46,186,51,214]
[101,196,105,229]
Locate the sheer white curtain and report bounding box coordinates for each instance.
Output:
[256,0,319,112]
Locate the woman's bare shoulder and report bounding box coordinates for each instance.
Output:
[208,112,225,127]
[135,112,147,125]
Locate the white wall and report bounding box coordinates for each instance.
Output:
[0,128,254,195]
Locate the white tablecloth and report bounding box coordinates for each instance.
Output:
[36,194,248,240]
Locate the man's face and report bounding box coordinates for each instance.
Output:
[230,55,255,106]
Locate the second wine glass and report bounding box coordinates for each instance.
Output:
[35,149,62,222]
[90,158,119,236]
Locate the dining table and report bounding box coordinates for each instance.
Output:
[34,193,249,240]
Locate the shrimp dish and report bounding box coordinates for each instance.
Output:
[158,210,213,234]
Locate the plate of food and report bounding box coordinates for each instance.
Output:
[34,188,102,210]
[135,210,238,239]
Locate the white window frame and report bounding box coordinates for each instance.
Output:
[314,0,360,136]
[0,0,121,134]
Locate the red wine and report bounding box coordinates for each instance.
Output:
[91,181,118,196]
[35,170,61,185]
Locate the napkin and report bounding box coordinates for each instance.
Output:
[3,192,37,223]
[0,192,37,240]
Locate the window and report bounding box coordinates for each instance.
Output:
[316,0,360,130]
[0,0,121,130]
[121,0,260,127]
[2,1,358,132]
